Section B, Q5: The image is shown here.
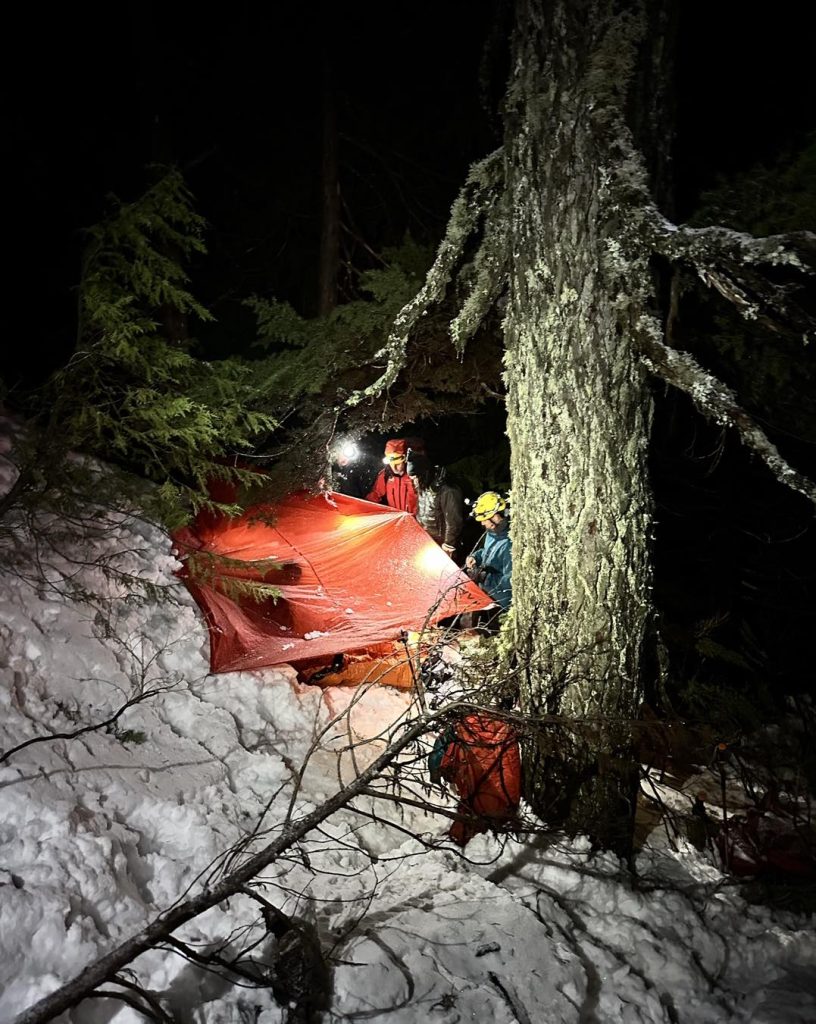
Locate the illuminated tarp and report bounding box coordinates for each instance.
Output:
[173,491,494,674]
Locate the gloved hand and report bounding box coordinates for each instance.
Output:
[464,555,480,582]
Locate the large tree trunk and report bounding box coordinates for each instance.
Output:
[503,0,664,857]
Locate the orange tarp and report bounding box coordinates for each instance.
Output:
[297,641,418,689]
[173,491,493,674]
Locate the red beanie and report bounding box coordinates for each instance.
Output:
[384,438,408,456]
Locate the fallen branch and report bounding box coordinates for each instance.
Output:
[0,683,176,765]
[13,712,436,1024]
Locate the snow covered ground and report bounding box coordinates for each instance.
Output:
[1,437,815,1023]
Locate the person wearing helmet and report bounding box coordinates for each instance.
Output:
[465,491,512,612]
[364,439,418,514]
[406,449,464,558]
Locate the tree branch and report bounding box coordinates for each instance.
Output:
[0,683,176,765]
[639,325,816,506]
[449,187,509,353]
[345,149,504,408]
[647,215,816,338]
[12,712,436,1024]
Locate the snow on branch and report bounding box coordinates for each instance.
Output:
[639,322,816,507]
[648,217,816,339]
[345,149,504,408]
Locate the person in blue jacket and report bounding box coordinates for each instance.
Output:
[465,491,512,615]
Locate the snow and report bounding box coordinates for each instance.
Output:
[1,444,815,1022]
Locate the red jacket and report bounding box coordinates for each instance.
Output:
[439,713,521,844]
[365,469,418,515]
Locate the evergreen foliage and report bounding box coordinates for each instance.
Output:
[249,237,432,406]
[2,169,278,534]
[182,549,284,605]
[693,138,816,237]
[245,236,502,497]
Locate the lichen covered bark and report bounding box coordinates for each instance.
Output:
[503,0,658,854]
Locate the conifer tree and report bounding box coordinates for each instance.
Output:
[246,237,502,496]
[1,169,277,533]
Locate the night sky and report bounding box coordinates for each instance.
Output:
[5,2,816,690]
[7,2,815,373]
[9,3,495,375]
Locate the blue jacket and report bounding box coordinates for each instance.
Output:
[472,519,512,610]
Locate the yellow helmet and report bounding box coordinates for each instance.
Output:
[471,491,506,522]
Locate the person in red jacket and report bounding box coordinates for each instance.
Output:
[364,438,418,514]
[430,707,521,846]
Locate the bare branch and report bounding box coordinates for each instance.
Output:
[86,988,165,1023]
[111,976,174,1023]
[0,682,176,765]
[12,712,436,1024]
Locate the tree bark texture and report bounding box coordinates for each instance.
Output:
[503,0,662,855]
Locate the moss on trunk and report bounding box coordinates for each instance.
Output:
[502,0,665,857]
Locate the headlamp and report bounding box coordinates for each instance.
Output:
[340,441,359,461]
